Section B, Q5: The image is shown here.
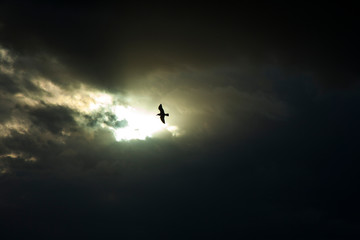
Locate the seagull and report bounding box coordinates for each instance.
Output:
[157,104,169,124]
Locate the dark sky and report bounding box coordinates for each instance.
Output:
[1,2,360,239]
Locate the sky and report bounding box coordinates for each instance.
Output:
[1,2,360,239]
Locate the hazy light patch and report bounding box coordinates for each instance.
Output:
[0,152,37,162]
[167,125,183,137]
[0,117,31,137]
[0,168,9,174]
[88,92,113,111]
[0,152,36,175]
[30,78,103,112]
[14,93,40,107]
[0,46,15,75]
[33,77,62,93]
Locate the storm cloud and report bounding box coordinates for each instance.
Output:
[1,2,359,89]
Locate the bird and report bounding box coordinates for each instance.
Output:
[157,104,169,124]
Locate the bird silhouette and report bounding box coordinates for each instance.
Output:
[157,104,169,124]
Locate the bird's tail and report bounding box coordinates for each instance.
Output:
[165,114,169,116]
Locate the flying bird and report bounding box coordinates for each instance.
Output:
[157,104,169,124]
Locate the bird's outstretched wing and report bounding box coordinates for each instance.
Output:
[158,104,164,114]
[160,115,165,124]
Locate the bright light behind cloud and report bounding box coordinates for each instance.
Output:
[89,98,177,141]
[5,76,179,141]
[111,106,165,141]
[0,45,180,141]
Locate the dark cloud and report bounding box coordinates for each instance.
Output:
[0,94,14,122]
[0,73,19,93]
[0,1,124,89]
[28,105,77,134]
[1,78,359,238]
[0,2,359,90]
[84,109,128,129]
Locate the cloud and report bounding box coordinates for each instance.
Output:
[1,4,360,238]
[0,46,183,176]
[1,3,359,90]
[84,108,128,129]
[0,94,14,123]
[28,105,77,134]
[0,44,291,181]
[0,46,15,74]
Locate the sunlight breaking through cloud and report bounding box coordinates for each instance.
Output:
[1,76,179,141]
[33,78,181,141]
[87,98,178,141]
[0,45,180,141]
[111,106,165,141]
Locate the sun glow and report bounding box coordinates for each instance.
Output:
[111,106,166,141]
[86,94,178,141]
